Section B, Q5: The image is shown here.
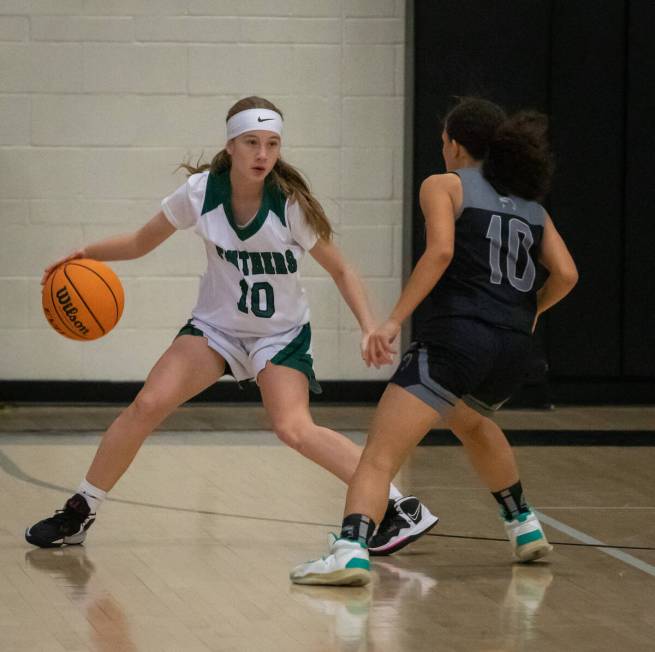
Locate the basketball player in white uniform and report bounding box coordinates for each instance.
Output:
[25,96,438,553]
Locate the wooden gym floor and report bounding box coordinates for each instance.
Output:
[0,404,654,651]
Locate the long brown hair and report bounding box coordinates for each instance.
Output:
[444,97,554,201]
[180,96,333,241]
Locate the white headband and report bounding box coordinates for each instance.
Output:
[226,108,283,141]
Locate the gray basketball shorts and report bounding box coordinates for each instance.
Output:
[389,318,533,417]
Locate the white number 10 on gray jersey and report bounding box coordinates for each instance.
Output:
[485,214,536,292]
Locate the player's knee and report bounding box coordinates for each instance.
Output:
[273,421,309,452]
[459,413,492,441]
[130,390,172,424]
[471,414,494,437]
[360,447,395,477]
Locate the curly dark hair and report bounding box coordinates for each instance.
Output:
[444,97,554,201]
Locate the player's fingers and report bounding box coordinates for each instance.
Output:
[382,341,398,357]
[41,251,84,286]
[367,337,379,368]
[361,348,372,367]
[362,341,374,367]
[379,350,394,365]
[373,337,386,368]
[41,265,57,286]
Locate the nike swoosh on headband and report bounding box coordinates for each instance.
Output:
[226,108,283,140]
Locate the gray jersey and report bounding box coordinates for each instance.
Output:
[417,167,546,338]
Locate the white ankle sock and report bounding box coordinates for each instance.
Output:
[389,483,402,500]
[77,478,107,514]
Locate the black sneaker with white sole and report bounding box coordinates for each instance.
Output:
[368,496,439,556]
[25,493,95,548]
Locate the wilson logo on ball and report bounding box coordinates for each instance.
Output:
[55,286,90,336]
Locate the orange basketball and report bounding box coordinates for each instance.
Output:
[42,259,124,341]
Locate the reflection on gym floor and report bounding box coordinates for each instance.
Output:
[2,422,654,651]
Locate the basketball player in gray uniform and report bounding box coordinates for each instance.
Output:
[292,97,579,585]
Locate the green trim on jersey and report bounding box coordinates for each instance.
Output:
[271,323,322,394]
[202,170,287,241]
[267,181,287,227]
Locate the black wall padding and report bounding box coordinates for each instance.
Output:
[412,0,654,398]
[546,1,625,376]
[623,1,655,376]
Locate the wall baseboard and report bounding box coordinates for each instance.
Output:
[1,379,653,406]
[421,429,655,446]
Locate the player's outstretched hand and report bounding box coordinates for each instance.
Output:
[364,319,399,368]
[41,249,86,286]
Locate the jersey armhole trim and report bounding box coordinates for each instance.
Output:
[448,170,465,220]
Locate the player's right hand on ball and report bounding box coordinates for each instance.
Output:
[41,249,86,286]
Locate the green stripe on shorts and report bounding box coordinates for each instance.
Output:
[177,320,204,338]
[176,319,241,385]
[271,323,322,394]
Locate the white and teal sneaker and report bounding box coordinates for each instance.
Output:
[290,534,371,586]
[504,510,553,562]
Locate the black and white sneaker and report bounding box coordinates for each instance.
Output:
[25,494,95,548]
[368,496,439,556]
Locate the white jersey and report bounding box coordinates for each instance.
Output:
[162,170,318,338]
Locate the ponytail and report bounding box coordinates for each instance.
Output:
[444,97,554,201]
[483,111,553,201]
[270,160,333,241]
[178,150,229,177]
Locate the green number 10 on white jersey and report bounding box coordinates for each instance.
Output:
[238,280,275,318]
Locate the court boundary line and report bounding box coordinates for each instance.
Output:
[2,450,654,559]
[535,510,655,578]
[535,506,655,510]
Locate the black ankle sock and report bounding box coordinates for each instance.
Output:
[492,481,529,520]
[340,514,376,546]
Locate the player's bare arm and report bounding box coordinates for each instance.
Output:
[366,174,456,365]
[41,212,176,285]
[535,212,578,323]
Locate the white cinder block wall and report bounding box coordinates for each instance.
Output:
[0,0,406,383]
